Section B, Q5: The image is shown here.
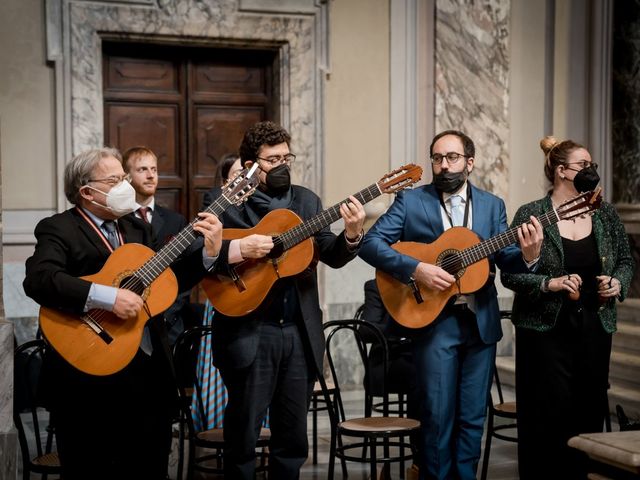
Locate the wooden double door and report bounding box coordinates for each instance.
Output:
[103,41,279,220]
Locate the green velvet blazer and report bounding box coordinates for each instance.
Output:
[501,195,635,333]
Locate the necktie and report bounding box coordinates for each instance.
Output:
[102,221,119,249]
[138,206,151,223]
[450,194,464,227]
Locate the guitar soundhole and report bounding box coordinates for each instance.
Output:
[438,250,464,277]
[119,274,145,296]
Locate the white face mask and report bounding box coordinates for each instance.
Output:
[86,180,137,217]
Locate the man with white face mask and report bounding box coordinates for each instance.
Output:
[23,147,223,480]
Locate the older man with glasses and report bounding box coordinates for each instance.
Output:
[23,147,223,480]
[359,130,543,480]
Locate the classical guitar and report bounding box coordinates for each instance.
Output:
[376,188,603,329]
[39,165,260,376]
[201,164,424,317]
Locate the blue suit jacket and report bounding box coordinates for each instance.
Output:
[359,182,528,344]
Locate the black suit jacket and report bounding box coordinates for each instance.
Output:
[151,204,188,248]
[207,185,358,374]
[23,208,209,396]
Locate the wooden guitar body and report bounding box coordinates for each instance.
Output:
[201,209,316,317]
[376,227,489,329]
[39,243,178,376]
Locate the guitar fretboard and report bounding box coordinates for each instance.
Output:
[458,209,558,268]
[275,183,382,250]
[134,195,234,287]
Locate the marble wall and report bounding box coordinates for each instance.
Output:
[434,0,510,199]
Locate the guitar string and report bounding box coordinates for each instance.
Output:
[437,199,587,272]
[84,194,236,326]
[275,184,379,250]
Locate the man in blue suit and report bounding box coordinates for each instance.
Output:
[359,130,543,480]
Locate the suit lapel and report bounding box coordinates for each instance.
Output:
[420,185,445,239]
[71,208,114,256]
[543,196,564,255]
[152,206,166,239]
[469,183,489,237]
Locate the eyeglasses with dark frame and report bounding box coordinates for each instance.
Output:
[256,153,296,166]
[430,152,469,165]
[565,161,598,170]
[87,174,131,186]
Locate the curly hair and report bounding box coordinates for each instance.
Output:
[539,136,585,183]
[238,121,291,166]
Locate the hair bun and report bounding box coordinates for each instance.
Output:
[540,135,559,155]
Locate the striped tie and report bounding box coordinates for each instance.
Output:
[191,301,270,431]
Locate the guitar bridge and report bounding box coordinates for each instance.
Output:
[229,266,246,292]
[409,278,424,304]
[82,314,113,344]
[271,258,281,279]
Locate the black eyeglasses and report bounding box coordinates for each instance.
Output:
[256,153,296,166]
[566,161,598,170]
[430,152,468,165]
[87,174,131,186]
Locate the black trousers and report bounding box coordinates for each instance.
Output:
[515,306,612,480]
[51,349,174,480]
[219,323,315,480]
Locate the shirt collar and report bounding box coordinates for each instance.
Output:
[442,181,469,204]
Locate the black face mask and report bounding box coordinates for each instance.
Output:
[264,164,291,194]
[570,165,600,193]
[433,169,468,194]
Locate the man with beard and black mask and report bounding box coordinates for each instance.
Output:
[359,130,544,480]
[23,147,223,480]
[208,121,365,479]
[501,136,635,480]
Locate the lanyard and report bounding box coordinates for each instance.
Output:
[438,183,472,228]
[75,207,123,253]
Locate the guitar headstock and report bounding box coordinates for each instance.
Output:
[222,163,260,206]
[555,187,603,221]
[377,164,423,194]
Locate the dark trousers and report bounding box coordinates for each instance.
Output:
[52,350,174,480]
[516,306,612,480]
[220,323,315,480]
[411,308,495,480]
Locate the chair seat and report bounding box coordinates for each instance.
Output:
[32,452,61,468]
[197,427,271,443]
[339,416,420,436]
[494,401,517,416]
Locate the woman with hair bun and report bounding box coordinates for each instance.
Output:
[501,136,635,479]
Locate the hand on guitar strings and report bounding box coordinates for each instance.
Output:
[517,215,544,263]
[340,195,366,239]
[194,212,223,257]
[413,262,456,291]
[239,234,274,259]
[547,273,582,300]
[596,275,621,299]
[112,288,144,319]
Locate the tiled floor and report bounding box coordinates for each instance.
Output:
[179,385,520,480]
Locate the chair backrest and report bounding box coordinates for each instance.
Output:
[14,339,59,473]
[323,319,390,421]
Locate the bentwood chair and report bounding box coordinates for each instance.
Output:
[323,319,420,480]
[14,339,62,480]
[172,326,270,479]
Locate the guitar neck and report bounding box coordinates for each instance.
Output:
[460,208,559,268]
[276,183,382,251]
[135,195,234,286]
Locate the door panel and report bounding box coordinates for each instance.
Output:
[103,42,277,219]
